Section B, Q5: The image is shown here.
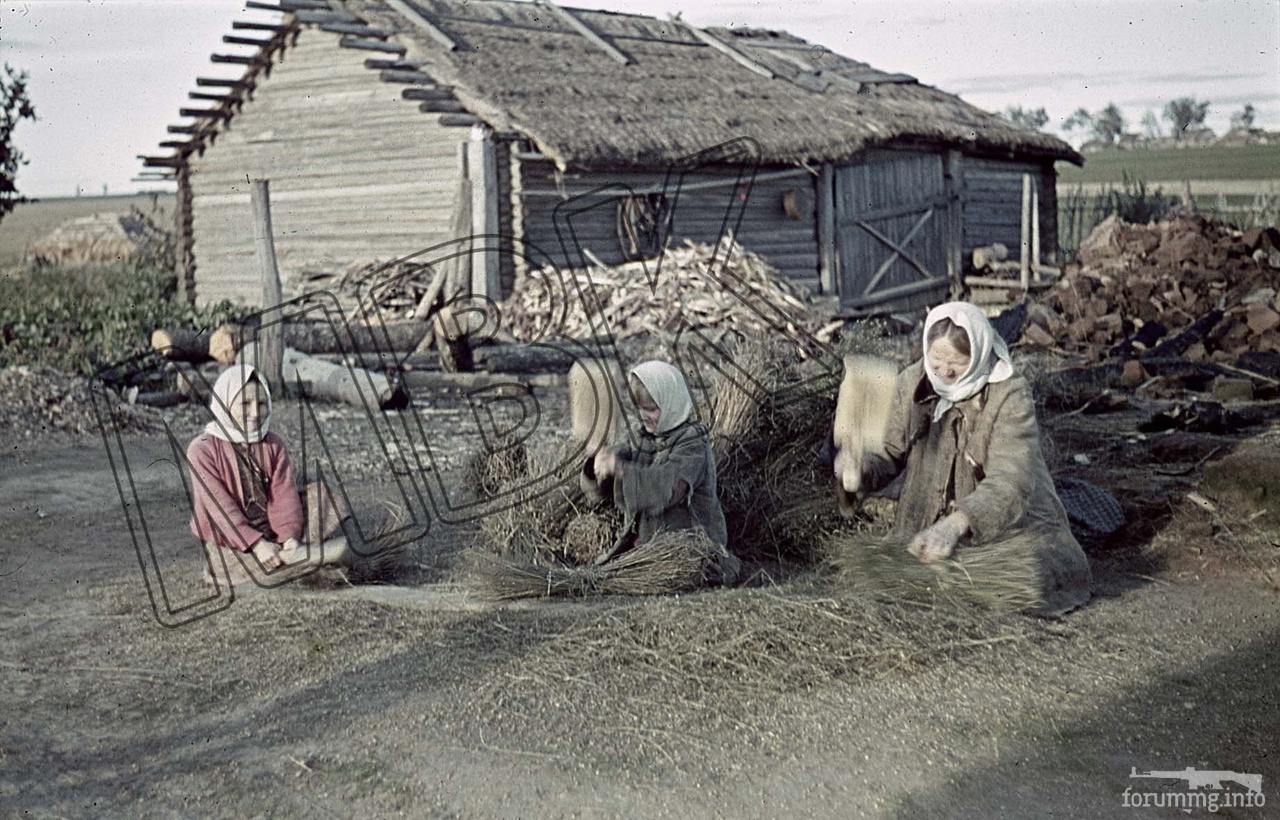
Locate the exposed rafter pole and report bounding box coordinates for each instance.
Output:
[676,19,774,79]
[223,35,274,47]
[232,21,292,32]
[339,35,405,53]
[196,77,253,89]
[534,1,631,65]
[383,0,459,51]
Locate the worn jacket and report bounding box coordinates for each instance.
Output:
[581,420,728,553]
[863,361,1092,615]
[187,432,304,551]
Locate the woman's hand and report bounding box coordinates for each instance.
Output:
[251,539,283,570]
[908,513,970,563]
[281,537,303,553]
[593,448,619,479]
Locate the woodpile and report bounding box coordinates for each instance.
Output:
[1022,213,1280,363]
[499,238,821,346]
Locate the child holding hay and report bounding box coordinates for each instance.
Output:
[187,364,353,584]
[580,360,738,584]
[835,302,1091,616]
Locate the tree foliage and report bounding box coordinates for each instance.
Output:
[1,63,37,225]
[1230,103,1256,130]
[1002,105,1049,131]
[1092,103,1126,144]
[1163,97,1210,138]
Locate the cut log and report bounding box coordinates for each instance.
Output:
[1142,310,1225,360]
[474,344,576,374]
[208,320,429,362]
[210,323,246,364]
[241,346,409,410]
[151,328,212,363]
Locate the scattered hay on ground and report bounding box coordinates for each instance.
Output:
[826,533,1043,613]
[470,529,712,601]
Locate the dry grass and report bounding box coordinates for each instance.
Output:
[465,437,530,498]
[827,533,1044,613]
[470,529,713,601]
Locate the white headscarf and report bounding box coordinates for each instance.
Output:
[922,302,1014,421]
[205,364,273,444]
[628,360,694,435]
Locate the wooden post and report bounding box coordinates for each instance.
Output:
[1030,176,1041,283]
[468,129,500,299]
[250,180,284,393]
[1019,173,1032,291]
[943,150,964,293]
[817,163,837,295]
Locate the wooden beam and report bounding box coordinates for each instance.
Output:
[223,35,273,47]
[438,113,480,127]
[943,150,964,290]
[380,69,435,84]
[339,35,405,53]
[320,23,389,38]
[817,163,837,295]
[383,0,459,51]
[139,155,182,168]
[1019,173,1032,290]
[843,277,949,311]
[188,91,236,103]
[364,58,420,70]
[231,21,291,32]
[277,0,330,9]
[1031,177,1041,283]
[196,77,252,89]
[244,1,285,11]
[535,0,631,65]
[180,107,231,119]
[294,9,359,24]
[211,53,265,65]
[167,124,199,134]
[419,100,467,113]
[402,87,453,101]
[160,140,193,150]
[468,134,501,298]
[250,180,285,392]
[682,24,774,79]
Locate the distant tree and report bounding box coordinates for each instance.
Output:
[1002,105,1050,131]
[1063,107,1092,136]
[1092,103,1126,144]
[0,63,37,225]
[1163,97,1211,138]
[1230,103,1257,130]
[1140,110,1163,139]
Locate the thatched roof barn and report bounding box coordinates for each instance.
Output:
[143,0,1080,315]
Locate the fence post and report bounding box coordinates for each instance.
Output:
[250,179,284,393]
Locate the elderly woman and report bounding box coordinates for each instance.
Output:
[842,302,1092,616]
[580,360,738,584]
[187,364,352,585]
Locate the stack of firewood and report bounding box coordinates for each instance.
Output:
[500,238,822,345]
[1023,213,1280,362]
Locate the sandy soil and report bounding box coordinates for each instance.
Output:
[2,392,1278,818]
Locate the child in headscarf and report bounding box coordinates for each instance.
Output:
[580,360,737,584]
[837,302,1092,616]
[187,364,351,583]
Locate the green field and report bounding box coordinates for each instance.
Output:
[0,192,176,268]
[1057,143,1280,185]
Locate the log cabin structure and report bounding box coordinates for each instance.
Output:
[142,0,1081,316]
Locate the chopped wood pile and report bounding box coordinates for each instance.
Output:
[500,238,823,346]
[1022,213,1280,362]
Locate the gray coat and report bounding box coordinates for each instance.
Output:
[863,361,1092,616]
[581,420,728,554]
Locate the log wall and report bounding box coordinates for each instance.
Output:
[961,156,1058,264]
[188,27,465,308]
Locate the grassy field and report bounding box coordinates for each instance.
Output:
[0,192,175,268]
[1057,143,1280,185]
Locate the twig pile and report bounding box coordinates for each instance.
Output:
[500,238,821,345]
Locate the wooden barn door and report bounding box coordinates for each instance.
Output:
[836,151,957,313]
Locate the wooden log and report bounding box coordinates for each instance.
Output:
[167,124,199,134]
[434,305,475,373]
[134,390,188,409]
[320,23,390,38]
[365,58,421,70]
[419,100,467,113]
[283,320,429,354]
[231,22,292,32]
[211,54,264,65]
[1019,174,1032,290]
[196,77,253,89]
[250,180,284,392]
[474,344,576,374]
[210,323,244,364]
[402,87,454,101]
[180,108,231,120]
[379,69,435,84]
[240,347,409,409]
[339,35,405,54]
[438,114,480,127]
[159,140,193,150]
[294,9,360,24]
[1143,310,1225,361]
[469,133,500,298]
[188,92,236,103]
[412,264,450,320]
[151,328,212,362]
[223,35,274,47]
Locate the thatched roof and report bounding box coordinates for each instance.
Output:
[144,0,1080,175]
[351,0,1081,168]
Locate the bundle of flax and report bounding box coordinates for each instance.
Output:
[500,238,819,345]
[827,534,1044,614]
[471,529,712,601]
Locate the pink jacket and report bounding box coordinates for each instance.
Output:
[186,432,305,551]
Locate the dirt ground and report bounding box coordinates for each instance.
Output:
[3,384,1279,818]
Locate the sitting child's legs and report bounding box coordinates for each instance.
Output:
[304,481,349,545]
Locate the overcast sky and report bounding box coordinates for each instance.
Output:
[4,0,1277,198]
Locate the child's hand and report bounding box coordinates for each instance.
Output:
[593,448,619,479]
[252,539,283,570]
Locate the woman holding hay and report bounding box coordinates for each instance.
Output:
[836,302,1091,616]
[187,364,354,585]
[580,360,739,584]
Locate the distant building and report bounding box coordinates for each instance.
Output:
[143,0,1080,315]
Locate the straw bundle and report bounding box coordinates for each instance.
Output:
[465,436,530,498]
[827,534,1044,613]
[471,529,712,601]
[561,511,619,564]
[832,354,898,495]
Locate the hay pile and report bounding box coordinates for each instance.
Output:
[500,238,821,346]
[827,534,1043,613]
[28,209,172,268]
[471,529,713,601]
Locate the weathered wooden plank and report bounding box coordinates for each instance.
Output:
[383,0,460,51]
[339,35,405,53]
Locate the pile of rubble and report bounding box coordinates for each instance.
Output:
[0,366,163,438]
[1023,213,1280,363]
[500,238,824,346]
